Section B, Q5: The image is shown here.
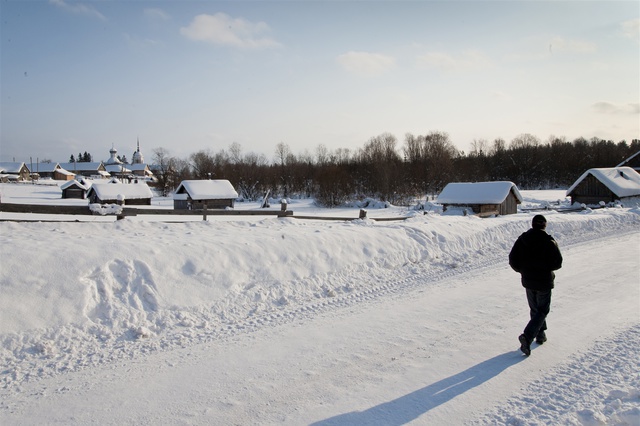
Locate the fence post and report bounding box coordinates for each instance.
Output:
[359,209,367,219]
[203,204,207,221]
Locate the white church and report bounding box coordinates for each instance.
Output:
[103,139,154,180]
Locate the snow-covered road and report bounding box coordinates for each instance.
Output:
[2,228,638,425]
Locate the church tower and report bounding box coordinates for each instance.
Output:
[106,144,123,165]
[132,138,145,165]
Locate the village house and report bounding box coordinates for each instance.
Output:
[59,162,109,179]
[437,181,523,216]
[128,163,154,179]
[0,162,31,182]
[566,167,640,205]
[87,180,153,205]
[173,180,238,210]
[33,163,75,181]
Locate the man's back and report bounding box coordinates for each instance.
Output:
[509,228,563,289]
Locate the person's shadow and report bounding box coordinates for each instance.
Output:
[310,351,525,426]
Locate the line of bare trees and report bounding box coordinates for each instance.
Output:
[152,132,639,206]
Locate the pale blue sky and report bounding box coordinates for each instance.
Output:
[1,0,638,163]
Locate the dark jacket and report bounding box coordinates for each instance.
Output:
[509,228,563,290]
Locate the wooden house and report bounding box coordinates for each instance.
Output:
[437,181,523,216]
[566,167,640,205]
[34,163,75,181]
[60,179,91,199]
[104,164,132,180]
[173,180,238,210]
[87,181,153,205]
[0,162,31,181]
[128,163,154,178]
[58,162,110,179]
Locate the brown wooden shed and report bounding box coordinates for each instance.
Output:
[566,167,640,205]
[87,182,153,205]
[437,181,523,216]
[173,180,238,210]
[61,179,90,199]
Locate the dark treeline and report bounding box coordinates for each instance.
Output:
[152,132,640,206]
[69,152,93,163]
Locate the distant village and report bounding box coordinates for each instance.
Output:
[1,141,640,215]
[0,142,239,210]
[1,142,153,183]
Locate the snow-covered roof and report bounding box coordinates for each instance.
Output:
[0,162,27,174]
[616,151,640,168]
[33,163,60,173]
[174,180,238,200]
[59,162,104,172]
[105,164,132,173]
[437,181,523,204]
[128,163,151,172]
[566,167,640,198]
[57,168,75,176]
[60,179,90,191]
[88,182,153,200]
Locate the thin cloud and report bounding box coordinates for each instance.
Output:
[49,0,106,21]
[180,13,281,49]
[621,19,639,43]
[592,101,640,115]
[549,37,596,54]
[144,8,171,22]
[336,51,396,77]
[416,50,492,73]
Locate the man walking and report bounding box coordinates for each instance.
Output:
[509,215,563,356]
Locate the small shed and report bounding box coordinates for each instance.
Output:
[174,180,238,210]
[437,181,523,216]
[60,179,91,199]
[566,167,640,205]
[87,181,153,205]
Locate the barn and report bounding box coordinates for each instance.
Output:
[173,180,238,210]
[566,167,640,205]
[437,181,523,216]
[87,181,153,205]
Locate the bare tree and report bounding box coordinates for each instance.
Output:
[315,144,329,165]
[190,150,216,179]
[152,147,178,196]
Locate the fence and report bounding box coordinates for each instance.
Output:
[0,203,409,222]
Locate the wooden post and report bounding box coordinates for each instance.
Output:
[359,209,367,219]
[281,199,287,211]
[203,204,207,221]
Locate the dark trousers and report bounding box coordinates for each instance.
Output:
[523,288,552,342]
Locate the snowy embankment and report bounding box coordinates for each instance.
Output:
[1,185,639,424]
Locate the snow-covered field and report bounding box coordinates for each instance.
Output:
[1,182,639,425]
